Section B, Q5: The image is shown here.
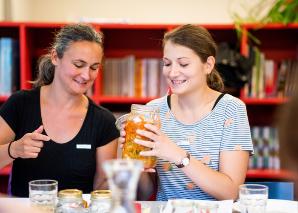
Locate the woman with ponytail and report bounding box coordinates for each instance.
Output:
[120,24,253,201]
[0,24,119,197]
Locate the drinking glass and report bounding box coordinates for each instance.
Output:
[29,179,58,211]
[239,184,268,213]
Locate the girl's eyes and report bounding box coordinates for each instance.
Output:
[180,64,189,67]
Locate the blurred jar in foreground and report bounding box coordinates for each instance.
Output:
[171,199,195,213]
[55,189,87,213]
[195,202,219,213]
[88,190,111,213]
[116,104,160,169]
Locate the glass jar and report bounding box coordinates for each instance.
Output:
[121,104,160,169]
[88,190,111,213]
[55,189,87,213]
[170,199,195,213]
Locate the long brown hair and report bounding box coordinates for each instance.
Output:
[163,24,224,92]
[32,23,104,87]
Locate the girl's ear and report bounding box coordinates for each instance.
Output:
[51,49,58,65]
[205,56,215,74]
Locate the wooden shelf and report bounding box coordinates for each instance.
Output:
[94,96,158,104]
[0,96,9,102]
[242,97,288,105]
[0,165,11,176]
[246,169,294,180]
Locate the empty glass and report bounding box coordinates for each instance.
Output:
[239,184,268,213]
[29,179,58,211]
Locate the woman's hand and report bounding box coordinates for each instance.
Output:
[134,123,185,164]
[10,125,51,159]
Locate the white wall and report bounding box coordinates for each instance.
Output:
[1,0,271,24]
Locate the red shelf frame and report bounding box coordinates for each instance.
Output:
[241,97,288,105]
[0,96,8,102]
[246,169,294,180]
[0,165,12,176]
[94,96,157,104]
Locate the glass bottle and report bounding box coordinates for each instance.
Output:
[55,189,87,213]
[88,190,112,213]
[103,159,143,213]
[116,104,160,169]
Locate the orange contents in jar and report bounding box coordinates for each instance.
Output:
[122,116,157,169]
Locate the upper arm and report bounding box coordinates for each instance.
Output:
[219,150,249,185]
[219,99,253,185]
[95,138,118,175]
[0,116,15,145]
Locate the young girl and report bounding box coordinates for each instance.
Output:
[121,24,253,201]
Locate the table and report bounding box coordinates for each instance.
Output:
[0,197,297,213]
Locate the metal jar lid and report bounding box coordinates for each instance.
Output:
[90,190,111,199]
[58,189,83,198]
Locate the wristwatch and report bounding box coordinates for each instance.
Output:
[175,152,190,168]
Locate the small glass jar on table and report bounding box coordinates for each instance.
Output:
[117,104,160,169]
[88,190,111,213]
[55,189,87,213]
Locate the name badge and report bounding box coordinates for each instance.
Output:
[176,140,190,146]
[76,144,91,149]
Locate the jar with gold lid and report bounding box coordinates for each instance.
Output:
[88,190,111,213]
[116,104,160,169]
[55,189,87,213]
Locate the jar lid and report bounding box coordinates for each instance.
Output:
[91,190,111,199]
[58,189,82,198]
[131,104,159,112]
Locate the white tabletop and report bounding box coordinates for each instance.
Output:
[0,197,297,213]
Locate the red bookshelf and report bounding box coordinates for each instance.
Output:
[0,22,297,181]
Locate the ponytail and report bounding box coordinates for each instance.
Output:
[32,54,55,87]
[207,69,224,92]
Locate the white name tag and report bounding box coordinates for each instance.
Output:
[176,140,190,146]
[76,144,91,149]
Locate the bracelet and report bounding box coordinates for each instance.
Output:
[8,141,17,160]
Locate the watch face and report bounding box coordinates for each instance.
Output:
[182,157,190,166]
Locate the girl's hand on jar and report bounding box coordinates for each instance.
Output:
[134,123,184,163]
[118,124,155,173]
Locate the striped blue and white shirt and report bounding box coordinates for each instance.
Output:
[147,94,253,201]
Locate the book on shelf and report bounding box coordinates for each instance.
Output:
[102,55,166,98]
[0,37,19,96]
[243,46,298,99]
[249,126,280,170]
